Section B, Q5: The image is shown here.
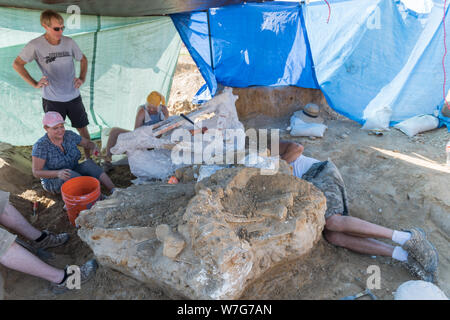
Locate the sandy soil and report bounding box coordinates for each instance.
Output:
[0,47,449,300]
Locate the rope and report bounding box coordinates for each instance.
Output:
[324,0,331,23]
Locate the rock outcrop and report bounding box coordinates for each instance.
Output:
[77,165,326,299]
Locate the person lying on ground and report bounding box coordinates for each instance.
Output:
[32,111,116,194]
[276,140,439,283]
[0,190,97,293]
[102,90,169,172]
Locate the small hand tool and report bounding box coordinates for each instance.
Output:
[181,113,208,135]
[30,201,39,223]
[340,288,378,300]
[32,201,38,217]
[180,113,201,130]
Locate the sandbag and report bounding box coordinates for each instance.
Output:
[289,116,327,137]
[394,114,439,137]
[361,105,392,131]
[394,280,448,300]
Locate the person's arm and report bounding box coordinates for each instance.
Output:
[12,56,48,89]
[134,108,146,129]
[161,105,169,120]
[32,156,71,180]
[279,141,304,163]
[74,55,87,89]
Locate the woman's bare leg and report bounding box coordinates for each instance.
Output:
[324,229,395,257]
[326,214,394,240]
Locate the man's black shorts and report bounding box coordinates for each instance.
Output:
[42,95,89,129]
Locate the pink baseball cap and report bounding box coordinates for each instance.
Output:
[43,111,65,127]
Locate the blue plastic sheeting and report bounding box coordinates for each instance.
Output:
[192,83,212,104]
[304,0,450,129]
[171,11,219,96]
[171,2,319,97]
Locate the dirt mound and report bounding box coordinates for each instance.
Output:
[0,143,33,194]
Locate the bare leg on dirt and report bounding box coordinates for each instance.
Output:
[323,229,394,257]
[323,214,412,261]
[325,214,394,240]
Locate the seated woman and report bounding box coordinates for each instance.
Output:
[102,90,169,172]
[32,111,116,194]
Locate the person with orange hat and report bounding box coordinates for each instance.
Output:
[32,112,116,194]
[102,91,169,172]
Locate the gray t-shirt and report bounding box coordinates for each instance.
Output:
[19,35,84,102]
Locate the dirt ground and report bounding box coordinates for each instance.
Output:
[0,47,449,300]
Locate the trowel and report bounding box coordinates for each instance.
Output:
[30,201,38,224]
[340,288,378,300]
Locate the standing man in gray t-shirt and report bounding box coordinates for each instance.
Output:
[13,9,92,159]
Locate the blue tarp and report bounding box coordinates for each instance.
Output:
[171,0,450,130]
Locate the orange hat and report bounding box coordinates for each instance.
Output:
[146,91,166,107]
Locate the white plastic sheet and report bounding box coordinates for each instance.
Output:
[289,114,327,137]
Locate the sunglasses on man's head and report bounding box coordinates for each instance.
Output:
[52,26,65,31]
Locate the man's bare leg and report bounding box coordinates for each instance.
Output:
[0,203,41,241]
[0,242,64,283]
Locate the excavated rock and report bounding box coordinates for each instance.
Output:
[77,165,327,300]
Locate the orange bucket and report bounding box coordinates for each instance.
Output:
[61,176,101,226]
